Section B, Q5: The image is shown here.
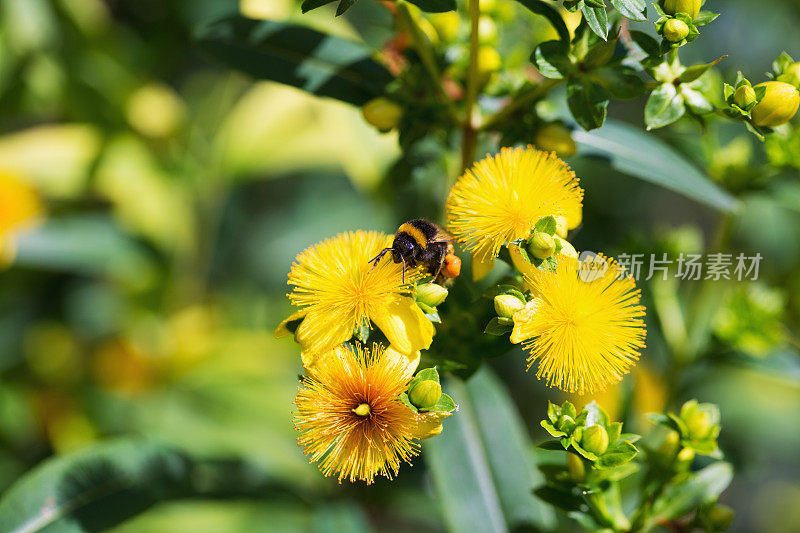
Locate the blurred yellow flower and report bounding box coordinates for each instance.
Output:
[511,256,646,395]
[277,230,433,364]
[0,171,44,263]
[445,146,583,279]
[293,343,419,484]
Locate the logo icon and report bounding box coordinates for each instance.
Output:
[578,251,608,282]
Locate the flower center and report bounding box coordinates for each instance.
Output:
[353,403,371,416]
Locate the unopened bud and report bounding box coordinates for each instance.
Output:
[528,232,556,259]
[708,504,734,530]
[581,425,609,456]
[478,46,502,76]
[408,379,442,409]
[494,294,525,319]
[558,414,576,433]
[733,84,756,109]
[361,97,402,132]
[677,447,695,463]
[567,452,586,482]
[751,81,800,127]
[685,408,714,441]
[663,0,701,20]
[663,19,690,42]
[534,124,577,159]
[416,283,449,307]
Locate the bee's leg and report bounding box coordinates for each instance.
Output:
[368,248,391,268]
[430,248,446,283]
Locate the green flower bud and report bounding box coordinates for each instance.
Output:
[528,232,556,259]
[658,429,680,459]
[777,62,800,87]
[416,283,449,308]
[534,124,577,159]
[707,504,735,530]
[677,446,695,463]
[751,81,800,127]
[581,425,609,456]
[494,294,525,319]
[557,414,576,434]
[663,18,690,42]
[684,407,715,441]
[567,452,586,482]
[408,379,442,409]
[429,12,460,42]
[663,0,701,20]
[554,237,578,259]
[733,84,757,109]
[361,97,403,132]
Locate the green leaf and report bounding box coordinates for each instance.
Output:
[582,5,609,40]
[533,40,572,79]
[537,440,567,451]
[533,487,584,513]
[571,441,599,461]
[572,119,739,211]
[692,10,719,25]
[514,0,571,43]
[606,422,622,444]
[677,56,726,84]
[485,317,514,335]
[547,401,560,423]
[680,86,714,115]
[651,463,734,521]
[335,0,357,15]
[425,369,555,532]
[594,66,647,99]
[595,440,638,469]
[415,366,440,383]
[0,438,289,533]
[541,420,568,438]
[645,82,685,129]
[406,0,457,12]
[534,215,558,235]
[425,393,457,413]
[629,30,661,57]
[562,401,577,419]
[608,0,646,21]
[567,78,609,130]
[196,17,393,106]
[301,0,337,13]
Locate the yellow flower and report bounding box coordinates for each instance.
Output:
[510,256,646,395]
[293,343,419,484]
[0,171,43,264]
[279,230,434,363]
[445,146,583,279]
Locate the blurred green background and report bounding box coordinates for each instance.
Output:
[0,0,799,531]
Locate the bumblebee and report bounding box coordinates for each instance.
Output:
[369,219,461,283]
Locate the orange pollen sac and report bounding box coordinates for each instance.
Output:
[442,254,462,278]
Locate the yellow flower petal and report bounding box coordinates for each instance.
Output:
[412,411,452,439]
[372,297,434,355]
[274,308,308,338]
[471,247,495,282]
[383,344,421,380]
[294,308,353,356]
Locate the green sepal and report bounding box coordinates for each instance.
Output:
[547,401,560,423]
[485,317,514,335]
[571,441,599,461]
[562,401,578,419]
[419,392,457,413]
[533,215,559,236]
[595,440,638,469]
[606,421,622,444]
[541,420,568,438]
[692,10,719,26]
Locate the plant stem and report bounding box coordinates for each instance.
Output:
[461,0,481,171]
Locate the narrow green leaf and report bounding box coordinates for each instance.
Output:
[0,439,288,533]
[407,0,457,12]
[693,10,719,25]
[514,0,572,43]
[608,0,646,21]
[582,5,609,40]
[426,370,555,532]
[572,119,738,211]
[335,0,357,16]
[196,17,393,106]
[645,82,685,129]
[485,317,513,335]
[677,56,726,83]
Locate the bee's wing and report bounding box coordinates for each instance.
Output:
[430,224,454,244]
